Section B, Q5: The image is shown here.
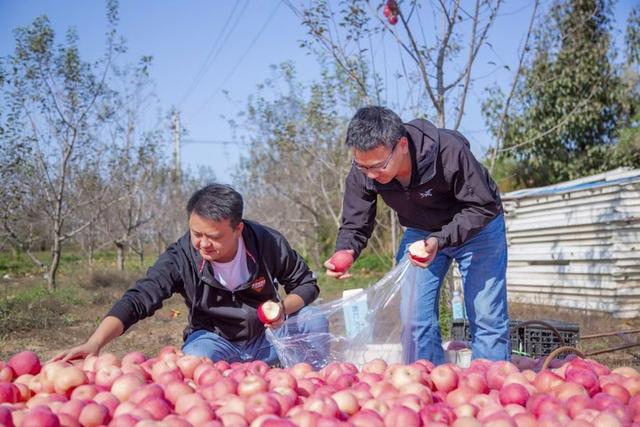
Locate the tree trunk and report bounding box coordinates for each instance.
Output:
[47,239,61,291]
[116,242,125,272]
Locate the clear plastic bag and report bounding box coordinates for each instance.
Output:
[266,258,418,369]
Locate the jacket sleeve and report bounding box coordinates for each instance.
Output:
[106,243,184,332]
[429,133,502,248]
[335,167,378,258]
[269,231,319,306]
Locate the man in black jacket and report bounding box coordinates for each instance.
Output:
[325,106,510,365]
[54,184,328,367]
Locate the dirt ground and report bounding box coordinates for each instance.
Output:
[1,276,638,369]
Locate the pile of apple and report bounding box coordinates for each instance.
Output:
[1,347,640,427]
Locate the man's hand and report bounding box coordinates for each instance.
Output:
[49,340,101,363]
[408,237,438,268]
[265,301,286,330]
[324,249,355,280]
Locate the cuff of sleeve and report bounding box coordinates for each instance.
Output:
[106,300,137,333]
[290,284,319,306]
[428,233,447,250]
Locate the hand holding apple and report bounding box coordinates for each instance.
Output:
[324,249,355,279]
[408,237,438,268]
[258,301,284,328]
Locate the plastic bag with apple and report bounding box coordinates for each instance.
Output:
[266,258,419,369]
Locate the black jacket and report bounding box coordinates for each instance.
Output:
[107,220,319,343]
[336,119,502,256]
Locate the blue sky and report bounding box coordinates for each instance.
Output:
[1,1,634,183]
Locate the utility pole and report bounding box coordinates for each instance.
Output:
[172,110,181,183]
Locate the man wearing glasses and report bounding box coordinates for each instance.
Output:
[325,106,509,365]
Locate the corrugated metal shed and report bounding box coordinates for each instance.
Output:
[502,167,640,318]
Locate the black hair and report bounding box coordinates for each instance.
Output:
[345,106,406,151]
[186,183,243,228]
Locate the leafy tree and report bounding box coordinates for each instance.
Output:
[483,0,638,188]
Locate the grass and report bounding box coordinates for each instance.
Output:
[0,282,81,339]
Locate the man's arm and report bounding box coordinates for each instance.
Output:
[429,133,502,248]
[51,242,185,361]
[107,243,185,331]
[335,167,378,258]
[50,316,124,362]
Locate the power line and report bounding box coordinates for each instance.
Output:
[182,138,251,146]
[176,0,249,108]
[188,1,282,121]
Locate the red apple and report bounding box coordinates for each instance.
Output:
[257,301,283,325]
[245,392,281,422]
[303,395,339,418]
[0,383,20,404]
[110,373,146,402]
[328,250,354,273]
[94,365,122,389]
[200,376,238,400]
[499,383,530,406]
[349,408,384,427]
[0,363,15,383]
[215,395,246,417]
[420,402,455,425]
[408,240,430,263]
[7,351,42,376]
[175,393,207,415]
[331,390,359,416]
[20,407,60,427]
[486,361,519,390]
[121,352,147,366]
[270,387,298,415]
[92,391,119,417]
[361,399,390,416]
[384,404,420,427]
[238,375,269,398]
[453,403,478,418]
[184,403,216,426]
[602,382,631,404]
[164,380,195,405]
[566,368,601,396]
[137,396,172,421]
[430,364,459,392]
[362,359,387,376]
[389,365,422,389]
[265,369,297,390]
[290,362,314,379]
[78,402,110,427]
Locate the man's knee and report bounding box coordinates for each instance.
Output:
[295,305,329,333]
[182,330,238,361]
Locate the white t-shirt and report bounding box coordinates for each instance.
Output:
[211,237,250,291]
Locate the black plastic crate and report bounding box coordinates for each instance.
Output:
[451,319,580,358]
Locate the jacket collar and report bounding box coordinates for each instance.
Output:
[185,221,261,288]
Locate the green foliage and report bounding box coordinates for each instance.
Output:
[483,0,639,188]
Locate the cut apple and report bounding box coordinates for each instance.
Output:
[408,240,430,263]
[257,301,283,324]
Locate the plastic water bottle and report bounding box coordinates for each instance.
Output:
[451,290,465,320]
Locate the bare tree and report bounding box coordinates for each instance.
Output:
[100,57,161,271]
[286,0,503,128]
[0,4,119,290]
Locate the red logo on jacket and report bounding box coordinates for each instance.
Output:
[251,276,266,292]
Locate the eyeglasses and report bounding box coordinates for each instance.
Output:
[352,144,397,173]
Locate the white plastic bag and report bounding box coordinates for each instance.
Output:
[266,259,418,369]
